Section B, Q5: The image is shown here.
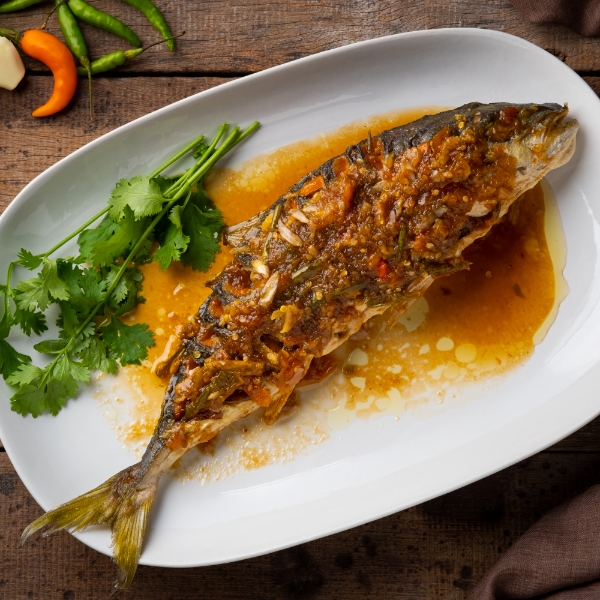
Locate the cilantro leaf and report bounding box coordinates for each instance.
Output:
[6,362,43,386]
[104,266,144,315]
[54,354,89,384]
[11,383,59,417]
[180,203,224,271]
[59,263,106,314]
[79,210,152,268]
[190,186,218,212]
[17,249,42,271]
[15,258,69,311]
[41,258,70,302]
[9,356,90,417]
[100,316,154,366]
[108,176,166,221]
[15,277,47,312]
[0,339,31,380]
[154,206,190,271]
[79,337,118,374]
[79,269,106,305]
[56,302,79,337]
[2,123,258,418]
[0,311,11,339]
[77,215,118,260]
[13,305,48,336]
[56,302,95,344]
[153,175,179,195]
[11,383,52,417]
[193,142,209,159]
[33,339,67,354]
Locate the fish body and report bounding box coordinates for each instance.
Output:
[23,103,579,588]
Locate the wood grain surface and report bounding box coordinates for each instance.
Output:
[3,0,600,73]
[2,1,600,598]
[2,438,600,600]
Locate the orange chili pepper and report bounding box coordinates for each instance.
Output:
[0,27,77,117]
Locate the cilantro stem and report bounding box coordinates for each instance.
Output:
[44,206,109,258]
[148,133,206,180]
[233,121,260,144]
[180,123,257,195]
[164,123,228,199]
[3,261,15,317]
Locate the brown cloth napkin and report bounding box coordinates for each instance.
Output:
[509,0,600,36]
[469,484,600,599]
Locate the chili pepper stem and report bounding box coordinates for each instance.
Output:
[124,31,185,59]
[80,55,93,118]
[0,26,22,46]
[41,0,67,30]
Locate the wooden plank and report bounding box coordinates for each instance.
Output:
[0,76,232,211]
[3,448,600,599]
[3,0,600,75]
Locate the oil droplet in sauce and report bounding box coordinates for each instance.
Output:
[103,107,567,481]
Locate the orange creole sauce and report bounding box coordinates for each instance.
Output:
[123,107,564,442]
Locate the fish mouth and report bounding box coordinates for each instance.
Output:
[543,117,579,168]
[530,104,579,166]
[510,106,579,188]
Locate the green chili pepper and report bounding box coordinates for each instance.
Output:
[118,0,174,51]
[291,259,325,284]
[0,0,47,12]
[423,263,457,276]
[76,49,129,75]
[75,33,183,76]
[68,0,142,47]
[183,371,242,421]
[331,280,368,298]
[366,294,405,308]
[55,0,92,117]
[261,203,282,259]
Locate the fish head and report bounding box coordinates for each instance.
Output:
[506,103,579,192]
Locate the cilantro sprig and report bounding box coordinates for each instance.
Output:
[0,121,259,417]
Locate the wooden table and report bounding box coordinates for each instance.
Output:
[2,1,600,597]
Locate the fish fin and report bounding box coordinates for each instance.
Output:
[21,464,156,590]
[111,490,154,590]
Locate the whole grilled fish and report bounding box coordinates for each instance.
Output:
[23,102,578,588]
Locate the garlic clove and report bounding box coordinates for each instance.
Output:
[0,37,25,91]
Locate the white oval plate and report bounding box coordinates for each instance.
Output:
[2,28,600,568]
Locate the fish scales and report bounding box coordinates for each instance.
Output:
[22,103,579,589]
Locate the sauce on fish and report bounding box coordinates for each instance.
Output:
[118,107,565,453]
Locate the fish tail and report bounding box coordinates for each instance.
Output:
[111,486,155,590]
[22,463,157,590]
